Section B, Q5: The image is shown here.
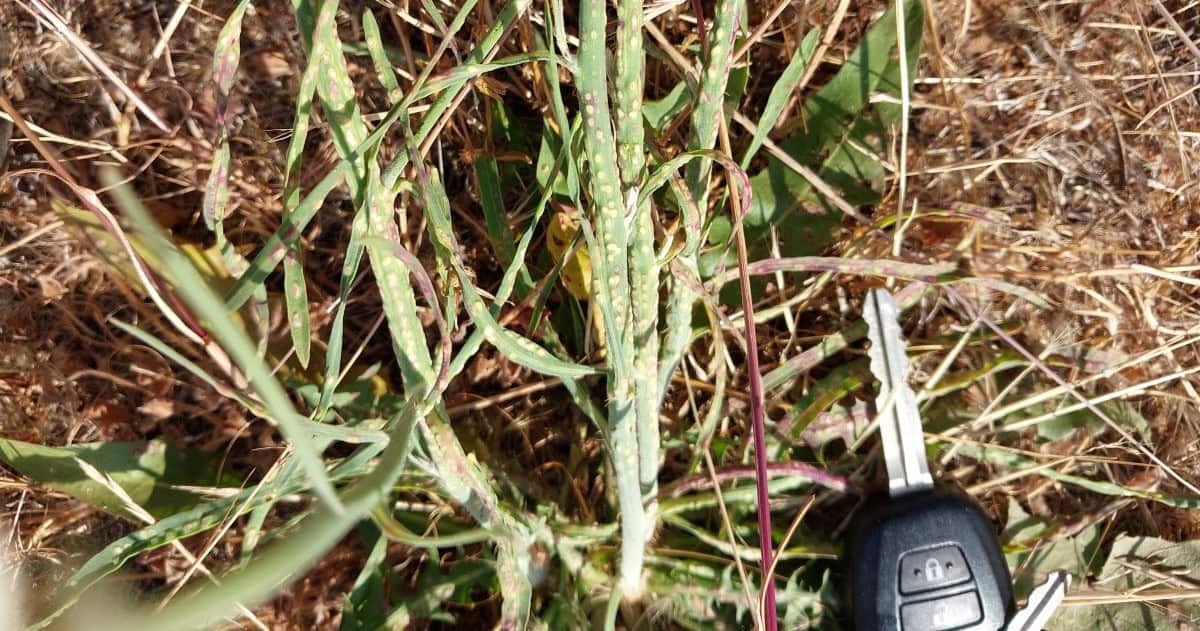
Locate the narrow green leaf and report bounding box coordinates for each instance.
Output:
[226,0,534,310]
[119,401,420,631]
[282,253,311,367]
[110,319,388,447]
[474,155,517,265]
[660,0,742,415]
[318,210,368,416]
[303,0,437,391]
[740,27,820,168]
[202,142,231,230]
[577,0,645,597]
[416,411,541,629]
[361,9,400,99]
[0,438,230,521]
[400,159,596,380]
[105,172,342,511]
[29,443,384,631]
[201,0,248,228]
[763,281,932,393]
[643,81,689,134]
[411,51,551,101]
[685,0,740,200]
[281,32,321,368]
[958,443,1200,510]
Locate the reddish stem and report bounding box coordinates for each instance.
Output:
[733,203,777,630]
[692,0,709,58]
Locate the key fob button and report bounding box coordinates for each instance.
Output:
[900,590,983,630]
[899,544,972,594]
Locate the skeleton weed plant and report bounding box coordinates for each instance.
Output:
[14,0,929,628]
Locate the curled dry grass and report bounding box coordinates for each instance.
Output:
[0,0,1198,627]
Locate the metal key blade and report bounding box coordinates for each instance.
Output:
[864,289,933,496]
[1006,571,1071,631]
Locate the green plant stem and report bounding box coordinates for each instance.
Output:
[614,0,661,549]
[577,0,645,599]
[658,0,739,402]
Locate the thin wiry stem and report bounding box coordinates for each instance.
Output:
[722,116,778,631]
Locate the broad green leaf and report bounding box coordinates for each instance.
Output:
[383,562,494,627]
[1035,400,1153,443]
[643,81,689,134]
[744,0,924,256]
[0,438,230,521]
[339,526,389,631]
[1048,536,1200,630]
[1003,499,1102,598]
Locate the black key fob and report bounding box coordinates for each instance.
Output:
[847,489,1014,630]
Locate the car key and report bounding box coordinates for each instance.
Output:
[848,289,1015,630]
[1006,571,1070,631]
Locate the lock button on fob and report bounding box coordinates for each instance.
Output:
[900,545,971,594]
[848,291,1074,630]
[848,291,1013,630]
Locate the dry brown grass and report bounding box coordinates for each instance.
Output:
[1,0,1199,627]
